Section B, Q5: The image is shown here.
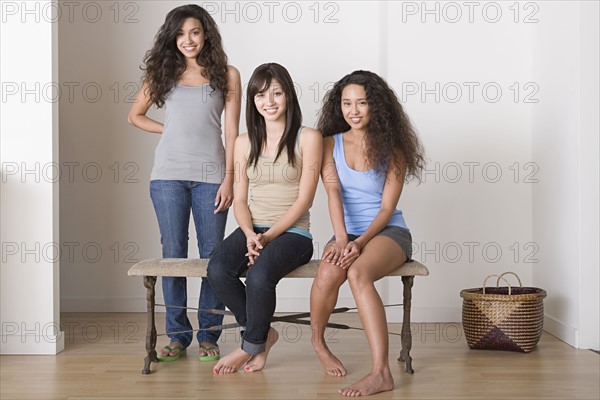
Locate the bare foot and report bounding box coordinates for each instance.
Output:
[213,348,252,374]
[338,370,394,397]
[244,327,279,372]
[314,344,346,376]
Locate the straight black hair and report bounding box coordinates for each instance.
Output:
[246,63,302,168]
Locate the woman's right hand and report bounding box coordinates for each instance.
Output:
[322,238,348,267]
[339,240,362,269]
[245,232,264,266]
[127,81,163,133]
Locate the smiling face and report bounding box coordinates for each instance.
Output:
[254,79,287,122]
[341,84,370,131]
[176,17,205,60]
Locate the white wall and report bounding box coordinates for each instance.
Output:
[58,1,387,312]
[0,0,64,354]
[2,1,597,351]
[531,1,600,349]
[384,1,535,322]
[58,1,538,324]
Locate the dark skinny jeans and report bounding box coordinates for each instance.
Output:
[207,227,313,355]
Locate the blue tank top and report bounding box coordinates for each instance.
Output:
[332,133,408,235]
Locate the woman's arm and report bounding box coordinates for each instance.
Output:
[260,128,323,244]
[127,81,163,133]
[232,134,253,235]
[340,161,406,268]
[232,134,263,263]
[214,65,242,213]
[321,136,349,265]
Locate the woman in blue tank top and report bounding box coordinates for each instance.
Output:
[310,71,425,396]
[128,5,241,362]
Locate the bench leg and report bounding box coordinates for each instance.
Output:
[398,275,415,374]
[142,275,158,374]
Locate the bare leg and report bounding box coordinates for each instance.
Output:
[244,327,279,372]
[310,260,348,376]
[339,236,407,396]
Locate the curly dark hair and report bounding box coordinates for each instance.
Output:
[141,4,228,107]
[317,70,425,182]
[246,63,302,169]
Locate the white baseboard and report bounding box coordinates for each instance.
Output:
[543,314,579,348]
[0,333,65,355]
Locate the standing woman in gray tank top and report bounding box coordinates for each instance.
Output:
[128,4,241,363]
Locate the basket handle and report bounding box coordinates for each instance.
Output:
[482,274,512,295]
[496,272,523,288]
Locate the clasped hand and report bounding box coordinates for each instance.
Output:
[245,233,270,266]
[323,239,362,270]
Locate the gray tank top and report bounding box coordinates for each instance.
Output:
[151,84,225,183]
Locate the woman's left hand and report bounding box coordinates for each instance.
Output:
[245,233,272,266]
[214,181,233,214]
[245,233,263,266]
[339,240,362,269]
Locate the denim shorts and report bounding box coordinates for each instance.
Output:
[330,225,413,260]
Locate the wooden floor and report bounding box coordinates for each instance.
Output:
[1,312,598,400]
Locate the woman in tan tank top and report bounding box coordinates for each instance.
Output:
[208,63,323,373]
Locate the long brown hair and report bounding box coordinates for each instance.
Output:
[141,4,228,107]
[318,70,425,182]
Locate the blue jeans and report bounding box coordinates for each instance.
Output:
[207,227,313,355]
[150,180,227,347]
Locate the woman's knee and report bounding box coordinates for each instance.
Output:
[161,237,188,258]
[207,256,233,285]
[346,265,374,290]
[313,262,346,292]
[244,267,277,292]
[206,260,218,284]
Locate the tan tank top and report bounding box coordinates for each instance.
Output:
[247,128,310,233]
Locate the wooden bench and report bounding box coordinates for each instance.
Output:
[128,258,429,375]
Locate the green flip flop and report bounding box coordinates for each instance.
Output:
[157,345,187,362]
[198,344,220,362]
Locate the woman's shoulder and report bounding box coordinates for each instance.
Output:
[323,132,343,144]
[322,133,341,155]
[236,132,250,145]
[299,127,322,141]
[226,65,241,78]
[299,127,323,150]
[323,135,335,145]
[322,131,343,140]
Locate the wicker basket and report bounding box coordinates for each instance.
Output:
[460,272,547,353]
